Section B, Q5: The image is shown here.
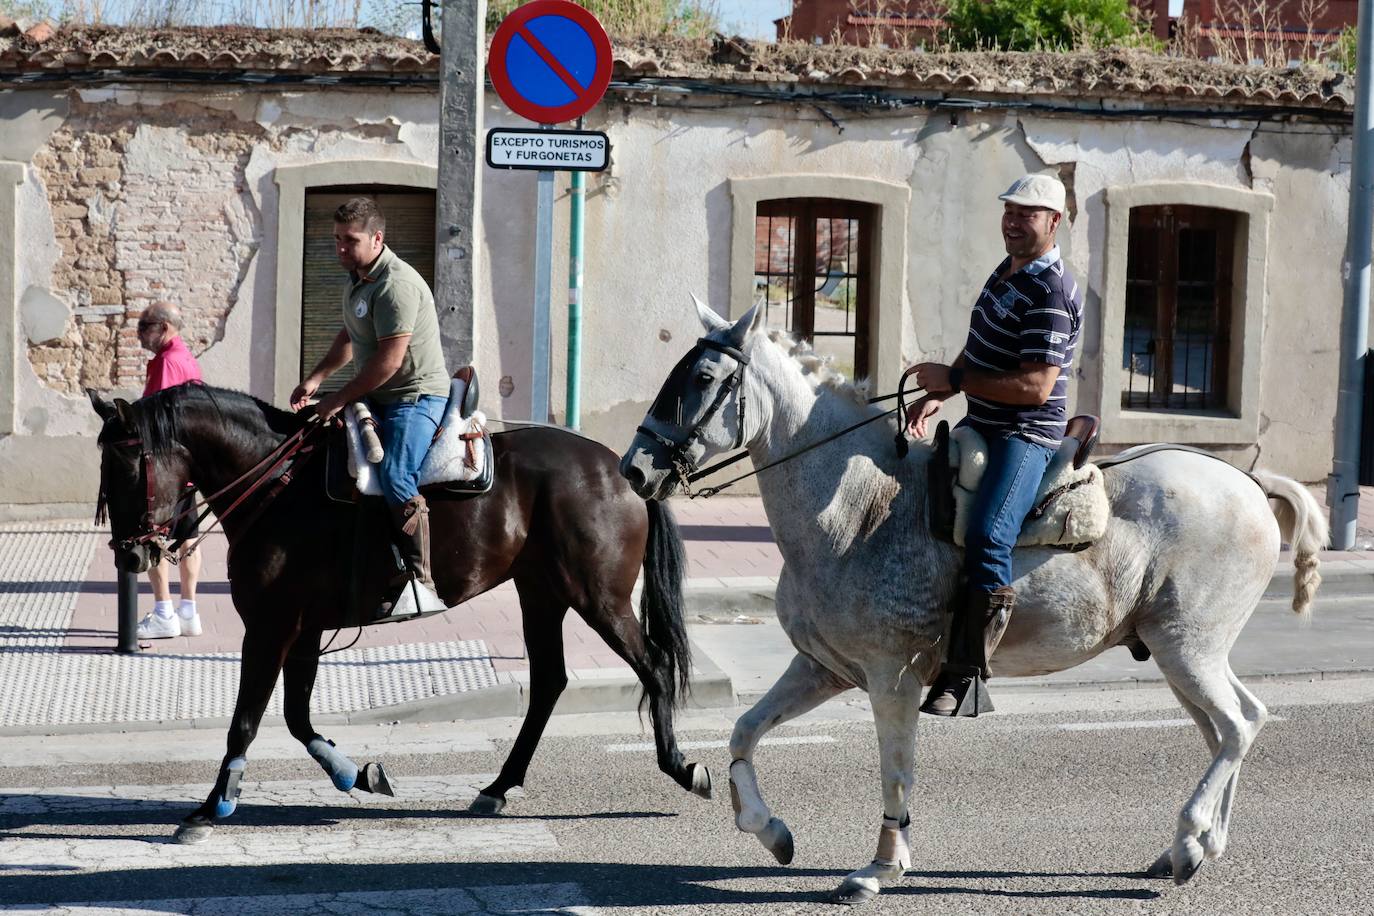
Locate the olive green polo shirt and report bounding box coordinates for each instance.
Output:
[341,246,449,404]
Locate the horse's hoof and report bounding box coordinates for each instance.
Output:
[832,874,880,905]
[759,816,794,866]
[1144,849,1173,879]
[688,762,712,799]
[1172,838,1205,885]
[469,792,506,815]
[172,822,214,845]
[358,762,395,797]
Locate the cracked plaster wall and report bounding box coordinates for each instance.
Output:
[3,85,440,512]
[0,85,1355,512]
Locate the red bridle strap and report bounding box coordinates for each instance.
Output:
[107,416,327,555]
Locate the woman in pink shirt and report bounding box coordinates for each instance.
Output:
[135,303,205,640]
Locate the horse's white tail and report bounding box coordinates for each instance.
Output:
[1252,472,1328,617]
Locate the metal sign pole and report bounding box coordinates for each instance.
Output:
[566,166,585,430]
[1331,0,1374,549]
[532,163,555,423]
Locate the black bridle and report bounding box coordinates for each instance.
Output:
[635,337,925,499]
[635,336,750,490]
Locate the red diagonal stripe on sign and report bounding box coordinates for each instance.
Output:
[516,23,587,97]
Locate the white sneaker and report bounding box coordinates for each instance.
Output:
[137,613,181,639]
[178,610,203,637]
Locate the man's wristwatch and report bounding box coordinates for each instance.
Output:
[948,367,964,394]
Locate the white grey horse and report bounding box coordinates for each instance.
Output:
[619,298,1327,905]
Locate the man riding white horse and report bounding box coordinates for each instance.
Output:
[290,196,450,619]
[905,173,1083,717]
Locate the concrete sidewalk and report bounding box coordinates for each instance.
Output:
[2,492,1373,735]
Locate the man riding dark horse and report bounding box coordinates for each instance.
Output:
[290,196,450,620]
[904,173,1084,717]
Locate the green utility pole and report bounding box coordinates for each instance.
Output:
[566,169,585,429]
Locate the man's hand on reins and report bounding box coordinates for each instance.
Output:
[910,362,955,396]
[313,391,348,421]
[906,395,944,438]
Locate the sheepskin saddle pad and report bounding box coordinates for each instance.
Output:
[946,423,1109,549]
[343,380,493,496]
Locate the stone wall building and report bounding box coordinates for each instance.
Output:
[0,29,1356,515]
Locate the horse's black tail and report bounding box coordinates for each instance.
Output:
[640,498,691,710]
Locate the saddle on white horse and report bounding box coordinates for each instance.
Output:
[932,415,1108,550]
[342,366,494,497]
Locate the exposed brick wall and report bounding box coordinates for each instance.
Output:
[28,99,264,395]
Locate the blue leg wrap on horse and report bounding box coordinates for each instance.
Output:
[307,737,359,792]
[214,757,247,819]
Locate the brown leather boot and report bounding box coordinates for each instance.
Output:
[378,495,446,621]
[388,495,435,589]
[920,586,1016,718]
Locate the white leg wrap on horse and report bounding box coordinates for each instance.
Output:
[729,759,771,834]
[873,816,912,871]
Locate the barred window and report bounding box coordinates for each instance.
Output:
[754,198,874,381]
[1123,205,1236,411]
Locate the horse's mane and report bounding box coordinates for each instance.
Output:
[765,328,874,406]
[132,382,303,457]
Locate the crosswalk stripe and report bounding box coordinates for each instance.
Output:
[0,881,599,915]
[0,822,557,875]
[0,774,521,816]
[604,734,835,753]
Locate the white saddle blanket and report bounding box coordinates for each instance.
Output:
[948,427,1109,548]
[344,407,490,497]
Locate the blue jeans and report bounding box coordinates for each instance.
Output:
[373,395,446,506]
[963,430,1055,593]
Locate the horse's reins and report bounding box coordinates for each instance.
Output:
[651,338,926,499]
[101,415,328,558]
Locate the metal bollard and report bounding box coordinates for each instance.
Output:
[115,566,140,654]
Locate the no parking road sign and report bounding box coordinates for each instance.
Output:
[488,0,613,124]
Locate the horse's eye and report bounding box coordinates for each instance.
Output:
[694,371,714,388]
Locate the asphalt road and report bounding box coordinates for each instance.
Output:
[2,675,1372,915]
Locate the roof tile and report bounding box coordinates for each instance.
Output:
[0,26,1351,111]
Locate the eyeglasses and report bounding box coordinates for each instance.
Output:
[137,320,163,331]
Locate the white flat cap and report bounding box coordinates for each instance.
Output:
[998,174,1066,213]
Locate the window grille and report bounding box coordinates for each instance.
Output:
[1123,205,1236,411]
[754,198,875,381]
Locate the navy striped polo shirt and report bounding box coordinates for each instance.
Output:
[959,245,1082,447]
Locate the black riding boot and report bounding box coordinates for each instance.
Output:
[377,495,446,621]
[920,585,1016,718]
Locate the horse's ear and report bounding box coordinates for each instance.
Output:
[725,302,762,351]
[87,389,116,422]
[692,293,729,332]
[113,398,134,429]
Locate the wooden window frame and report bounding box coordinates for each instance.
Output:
[1123,204,1236,412]
[754,197,875,379]
[1099,182,1272,446]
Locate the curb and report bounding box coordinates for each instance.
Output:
[0,640,735,737]
[683,562,1374,618]
[4,564,1365,737]
[1263,564,1374,599]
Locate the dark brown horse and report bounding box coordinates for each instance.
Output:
[88,383,709,844]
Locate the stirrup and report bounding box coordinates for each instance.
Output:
[920,666,994,718]
[375,576,448,623]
